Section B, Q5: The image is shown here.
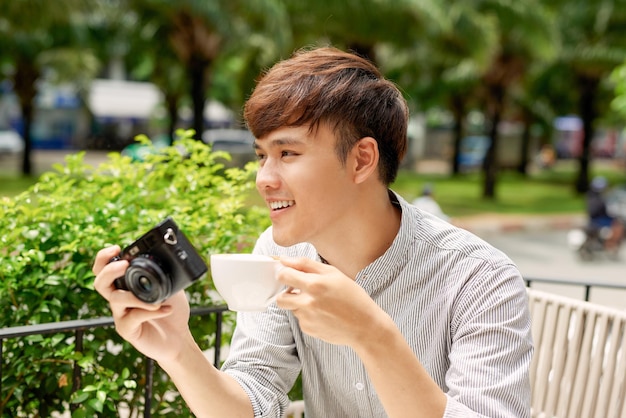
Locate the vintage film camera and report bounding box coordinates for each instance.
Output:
[111,217,208,304]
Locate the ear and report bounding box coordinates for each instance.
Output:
[351,137,379,184]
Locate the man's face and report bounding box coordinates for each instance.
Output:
[254,124,356,247]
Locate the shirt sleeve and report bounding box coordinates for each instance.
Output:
[443,263,533,417]
[222,307,301,418]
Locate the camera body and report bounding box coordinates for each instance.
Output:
[112,217,208,304]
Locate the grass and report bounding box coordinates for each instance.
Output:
[0,174,39,198]
[3,156,625,218]
[393,171,584,217]
[392,160,625,217]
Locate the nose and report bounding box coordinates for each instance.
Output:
[256,158,280,191]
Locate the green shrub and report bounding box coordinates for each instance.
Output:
[0,130,270,417]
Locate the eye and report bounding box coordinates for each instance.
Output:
[281,150,298,158]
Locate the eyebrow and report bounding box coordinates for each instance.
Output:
[253,136,305,150]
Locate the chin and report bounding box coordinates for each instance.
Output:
[271,228,301,248]
[272,235,296,247]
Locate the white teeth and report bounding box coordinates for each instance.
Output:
[269,200,294,210]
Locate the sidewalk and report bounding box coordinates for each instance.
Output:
[451,212,586,235]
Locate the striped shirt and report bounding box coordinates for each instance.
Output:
[222,191,533,417]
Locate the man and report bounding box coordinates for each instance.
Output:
[586,176,624,253]
[93,46,532,417]
[412,184,450,221]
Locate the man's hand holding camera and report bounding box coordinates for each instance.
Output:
[93,245,192,364]
[92,218,207,363]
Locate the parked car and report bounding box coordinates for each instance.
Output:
[0,129,24,157]
[457,135,489,171]
[121,135,170,161]
[201,128,256,167]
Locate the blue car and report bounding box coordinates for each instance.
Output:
[457,135,490,171]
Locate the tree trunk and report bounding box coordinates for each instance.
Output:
[19,103,34,176]
[13,58,39,176]
[450,95,466,176]
[482,84,505,199]
[574,74,598,194]
[165,93,179,145]
[189,54,209,141]
[517,110,532,176]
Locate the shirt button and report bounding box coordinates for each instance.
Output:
[354,382,365,391]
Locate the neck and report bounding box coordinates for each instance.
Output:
[314,189,401,279]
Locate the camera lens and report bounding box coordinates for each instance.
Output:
[137,276,153,292]
[124,255,172,303]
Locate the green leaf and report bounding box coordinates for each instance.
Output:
[71,408,87,418]
[87,397,104,413]
[123,380,137,389]
[96,390,107,404]
[71,392,90,404]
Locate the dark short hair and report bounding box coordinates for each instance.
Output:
[243,46,409,185]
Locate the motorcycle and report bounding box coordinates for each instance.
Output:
[567,224,619,261]
[568,184,626,261]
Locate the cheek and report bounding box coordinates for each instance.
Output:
[288,157,351,202]
[297,171,348,208]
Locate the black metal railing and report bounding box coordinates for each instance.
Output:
[0,305,229,417]
[525,276,626,303]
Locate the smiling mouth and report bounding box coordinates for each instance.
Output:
[269,200,295,211]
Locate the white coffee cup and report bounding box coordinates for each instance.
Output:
[210,254,283,311]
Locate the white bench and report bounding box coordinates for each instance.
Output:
[527,288,626,418]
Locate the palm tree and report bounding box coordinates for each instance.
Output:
[472,0,556,198]
[284,0,442,63]
[127,0,291,140]
[548,0,626,193]
[381,3,498,176]
[0,0,97,176]
[509,76,557,175]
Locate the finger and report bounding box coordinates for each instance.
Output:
[276,265,313,290]
[108,290,164,318]
[279,256,329,274]
[277,256,339,291]
[275,286,308,311]
[114,305,173,340]
[93,259,129,300]
[92,245,121,275]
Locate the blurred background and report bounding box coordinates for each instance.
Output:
[2,4,626,414]
[1,0,625,199]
